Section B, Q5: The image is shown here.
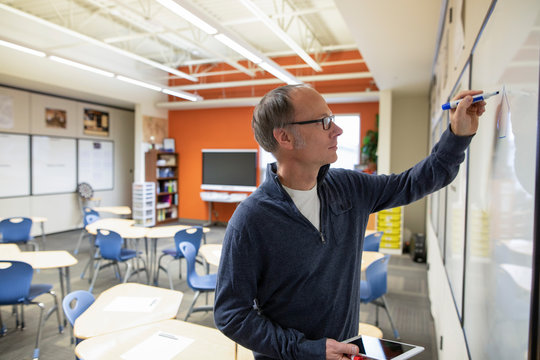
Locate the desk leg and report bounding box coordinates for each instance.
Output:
[203,201,214,227]
[151,238,158,286]
[40,222,46,250]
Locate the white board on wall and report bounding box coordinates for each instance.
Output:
[32,135,77,195]
[0,133,30,197]
[78,139,114,190]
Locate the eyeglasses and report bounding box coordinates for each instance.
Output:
[288,115,335,130]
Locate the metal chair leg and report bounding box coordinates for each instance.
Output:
[185,291,201,321]
[32,302,45,360]
[381,296,400,339]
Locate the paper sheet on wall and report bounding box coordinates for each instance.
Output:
[0,94,13,129]
[120,331,194,360]
[104,296,160,312]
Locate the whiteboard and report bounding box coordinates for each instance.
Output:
[0,133,30,197]
[32,136,77,195]
[78,139,114,190]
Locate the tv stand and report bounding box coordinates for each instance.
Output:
[200,192,248,226]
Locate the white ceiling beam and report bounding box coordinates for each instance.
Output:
[239,0,322,71]
[0,3,198,82]
[171,71,372,91]
[156,91,380,110]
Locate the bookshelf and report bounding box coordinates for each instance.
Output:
[145,149,178,225]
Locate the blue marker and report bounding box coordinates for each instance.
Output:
[442,91,499,110]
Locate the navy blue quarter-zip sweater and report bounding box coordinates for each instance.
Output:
[214,128,472,360]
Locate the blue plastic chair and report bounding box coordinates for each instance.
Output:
[178,241,217,321]
[0,260,63,360]
[62,290,95,346]
[363,231,384,252]
[157,227,204,289]
[0,217,38,251]
[360,254,400,339]
[88,229,147,293]
[75,208,100,255]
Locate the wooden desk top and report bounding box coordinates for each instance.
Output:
[361,251,384,272]
[198,244,222,267]
[0,216,47,223]
[0,243,22,256]
[0,250,78,269]
[74,283,183,339]
[93,206,132,216]
[85,218,139,236]
[146,225,210,239]
[75,319,236,360]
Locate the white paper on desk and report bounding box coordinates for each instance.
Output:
[104,296,160,312]
[212,250,222,259]
[121,331,194,360]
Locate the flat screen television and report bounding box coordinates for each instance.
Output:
[201,149,258,192]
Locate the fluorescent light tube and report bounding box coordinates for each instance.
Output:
[214,33,262,64]
[49,56,114,77]
[259,62,302,85]
[162,88,202,102]
[155,0,217,35]
[0,39,46,57]
[0,3,197,82]
[116,75,162,91]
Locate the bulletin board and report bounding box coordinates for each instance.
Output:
[0,133,30,197]
[31,135,77,195]
[78,139,114,190]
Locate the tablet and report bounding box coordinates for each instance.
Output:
[343,335,424,360]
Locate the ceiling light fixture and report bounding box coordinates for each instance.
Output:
[259,61,302,85]
[155,0,218,35]
[0,39,46,57]
[214,34,262,64]
[0,3,197,82]
[116,75,163,92]
[239,0,322,72]
[49,55,114,77]
[162,88,201,102]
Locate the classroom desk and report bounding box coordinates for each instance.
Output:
[75,319,237,360]
[92,206,132,216]
[145,225,211,285]
[361,251,384,272]
[0,247,78,300]
[198,244,222,268]
[0,216,48,249]
[73,283,183,340]
[84,218,137,235]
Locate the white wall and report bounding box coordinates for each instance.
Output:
[391,95,430,234]
[0,85,135,235]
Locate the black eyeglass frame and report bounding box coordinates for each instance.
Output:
[288,115,335,130]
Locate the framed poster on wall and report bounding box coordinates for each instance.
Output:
[31,135,77,195]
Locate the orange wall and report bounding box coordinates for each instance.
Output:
[169,101,379,222]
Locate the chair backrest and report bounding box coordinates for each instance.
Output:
[62,290,95,326]
[174,227,203,257]
[82,208,100,226]
[0,260,33,305]
[178,241,202,288]
[364,255,391,301]
[0,217,32,243]
[363,231,384,252]
[96,229,123,260]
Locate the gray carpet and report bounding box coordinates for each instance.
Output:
[0,225,437,359]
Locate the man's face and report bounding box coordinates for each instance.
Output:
[288,87,343,166]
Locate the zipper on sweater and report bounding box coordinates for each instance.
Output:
[319,231,326,243]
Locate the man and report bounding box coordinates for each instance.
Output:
[214,84,485,360]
